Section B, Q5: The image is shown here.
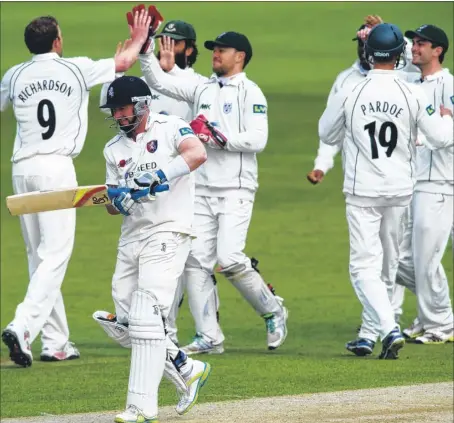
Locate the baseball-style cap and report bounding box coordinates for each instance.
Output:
[156,20,196,41]
[405,24,449,51]
[99,76,151,109]
[204,31,253,62]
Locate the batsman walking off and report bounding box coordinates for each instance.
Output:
[318,23,453,359]
[0,12,150,366]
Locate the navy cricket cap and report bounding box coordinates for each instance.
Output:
[405,24,449,51]
[204,31,253,63]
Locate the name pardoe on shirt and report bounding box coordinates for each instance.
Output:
[17,80,74,103]
[360,101,404,118]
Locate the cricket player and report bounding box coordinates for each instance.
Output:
[96,75,210,422]
[318,23,454,359]
[395,24,454,344]
[99,18,223,347]
[307,16,419,356]
[137,4,288,354]
[0,11,150,367]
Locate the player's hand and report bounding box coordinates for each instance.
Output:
[127,7,153,51]
[307,169,325,185]
[107,190,137,216]
[133,170,170,200]
[115,39,137,67]
[440,105,453,118]
[190,115,228,149]
[127,4,164,54]
[364,15,383,27]
[159,36,176,72]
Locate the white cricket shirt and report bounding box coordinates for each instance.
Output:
[104,113,196,245]
[140,53,268,200]
[319,70,453,206]
[1,52,115,162]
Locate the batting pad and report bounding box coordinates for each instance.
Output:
[129,289,166,340]
[93,311,131,348]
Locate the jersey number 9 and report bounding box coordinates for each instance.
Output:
[364,121,398,159]
[37,99,56,140]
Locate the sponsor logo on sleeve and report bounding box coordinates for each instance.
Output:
[179,127,194,136]
[426,104,435,116]
[253,104,267,114]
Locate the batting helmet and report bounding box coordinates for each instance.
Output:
[365,23,405,62]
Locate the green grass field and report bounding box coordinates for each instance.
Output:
[1,2,453,419]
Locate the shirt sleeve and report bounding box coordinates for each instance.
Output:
[69,57,116,90]
[104,147,119,185]
[0,65,19,112]
[174,118,196,150]
[442,73,454,113]
[223,84,268,153]
[139,53,199,104]
[415,85,454,149]
[318,88,348,145]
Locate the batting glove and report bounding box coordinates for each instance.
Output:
[133,170,170,201]
[127,4,164,54]
[190,115,228,149]
[107,189,137,216]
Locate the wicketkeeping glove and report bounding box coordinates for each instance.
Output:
[126,4,164,54]
[190,115,228,149]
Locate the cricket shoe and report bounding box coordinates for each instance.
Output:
[403,317,424,340]
[2,323,33,367]
[181,335,224,355]
[176,360,212,415]
[40,342,80,362]
[114,405,158,423]
[379,327,405,360]
[264,297,289,350]
[415,329,454,345]
[346,338,375,356]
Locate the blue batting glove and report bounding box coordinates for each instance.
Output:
[107,188,136,216]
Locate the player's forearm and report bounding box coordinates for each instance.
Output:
[314,141,341,173]
[139,53,194,103]
[114,39,143,73]
[224,129,268,153]
[178,138,208,172]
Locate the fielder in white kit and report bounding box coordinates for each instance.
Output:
[95,75,210,423]
[0,11,150,367]
[138,12,288,353]
[396,24,454,344]
[318,23,454,359]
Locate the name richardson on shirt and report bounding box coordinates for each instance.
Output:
[16,79,74,103]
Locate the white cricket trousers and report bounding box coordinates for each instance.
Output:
[112,232,190,323]
[11,155,77,349]
[346,204,407,341]
[397,191,453,332]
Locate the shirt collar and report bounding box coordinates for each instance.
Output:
[32,52,60,61]
[422,68,450,82]
[367,69,399,76]
[209,72,246,86]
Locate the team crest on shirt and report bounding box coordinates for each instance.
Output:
[147,140,158,153]
[223,102,232,114]
[451,96,454,105]
[426,104,435,116]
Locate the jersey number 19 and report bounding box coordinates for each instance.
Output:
[364,121,398,159]
[37,99,56,140]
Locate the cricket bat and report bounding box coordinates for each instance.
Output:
[6,185,130,216]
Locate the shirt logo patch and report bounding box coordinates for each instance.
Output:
[223,103,232,114]
[159,111,169,115]
[253,104,267,114]
[179,127,194,136]
[426,104,435,116]
[200,104,211,110]
[118,157,132,168]
[146,140,158,153]
[450,96,454,105]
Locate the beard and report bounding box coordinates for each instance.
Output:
[156,51,188,69]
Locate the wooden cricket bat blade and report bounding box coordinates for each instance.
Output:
[6,185,111,216]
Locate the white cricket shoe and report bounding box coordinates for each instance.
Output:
[181,335,224,355]
[264,296,289,350]
[415,329,454,344]
[40,342,80,362]
[403,317,424,340]
[176,360,211,415]
[2,323,33,367]
[114,405,158,423]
